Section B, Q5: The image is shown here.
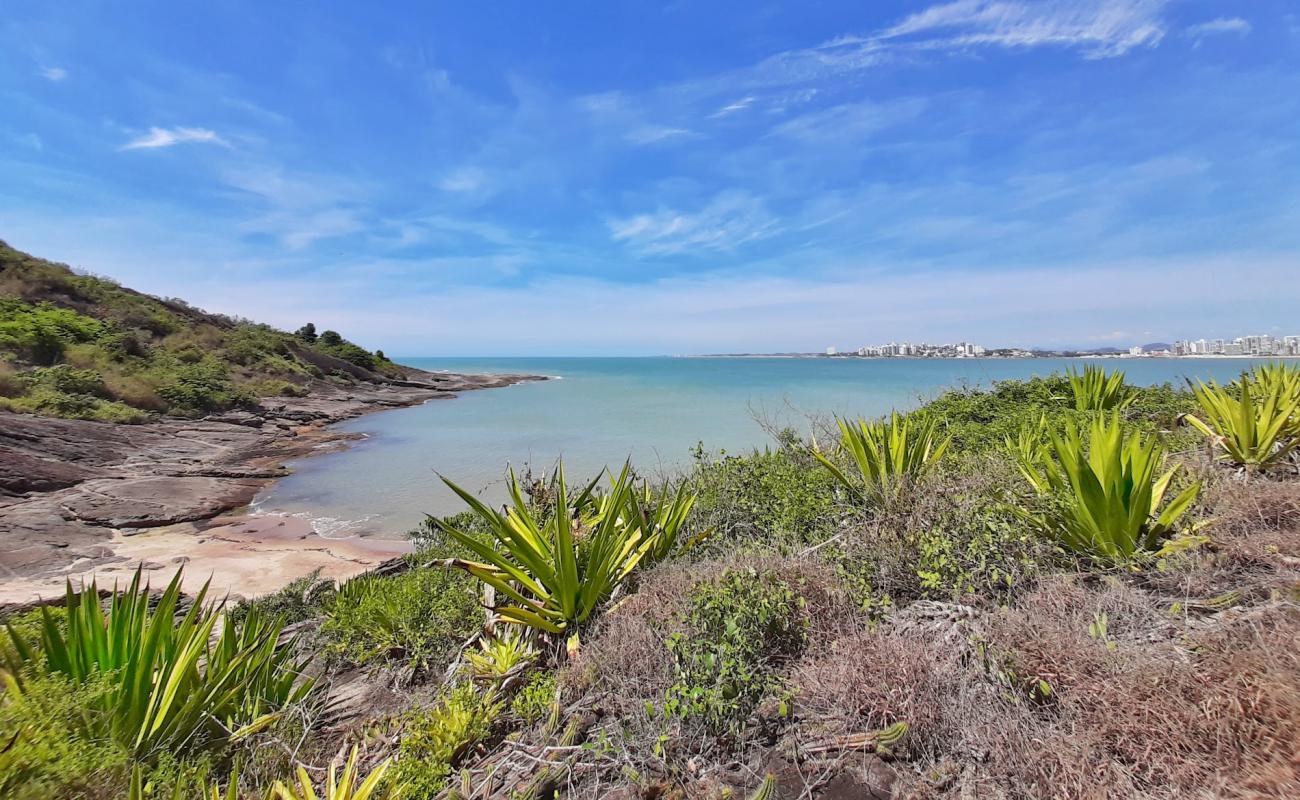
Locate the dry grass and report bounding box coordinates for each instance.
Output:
[562,469,1300,799]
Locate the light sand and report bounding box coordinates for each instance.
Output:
[0,513,412,607]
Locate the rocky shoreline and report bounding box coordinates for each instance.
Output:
[0,367,544,607]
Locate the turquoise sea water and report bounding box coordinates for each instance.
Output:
[250,357,1287,537]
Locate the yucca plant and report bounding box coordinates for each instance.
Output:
[1011,412,1202,561]
[1184,376,1300,473]
[274,747,396,800]
[437,463,654,651]
[4,568,312,759]
[1066,364,1135,412]
[812,413,950,508]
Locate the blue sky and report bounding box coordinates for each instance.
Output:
[2,1,1298,355]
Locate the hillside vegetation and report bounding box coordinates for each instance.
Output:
[3,362,1299,798]
[0,241,400,422]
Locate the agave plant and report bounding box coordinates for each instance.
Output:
[1011,412,1202,561]
[812,413,950,509]
[1239,361,1300,406]
[621,479,711,563]
[1184,376,1300,473]
[1066,364,1136,412]
[274,747,396,800]
[4,568,312,758]
[437,463,654,650]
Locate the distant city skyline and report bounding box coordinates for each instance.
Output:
[3,2,1300,354]
[817,333,1300,359]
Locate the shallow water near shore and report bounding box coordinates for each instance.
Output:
[251,357,1290,537]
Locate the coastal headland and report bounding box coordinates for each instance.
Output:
[0,366,543,608]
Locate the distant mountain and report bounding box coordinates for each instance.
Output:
[1141,342,1173,351]
[0,241,405,422]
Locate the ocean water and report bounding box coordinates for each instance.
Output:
[250,357,1285,538]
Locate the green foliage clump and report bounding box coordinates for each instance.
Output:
[437,464,656,642]
[689,437,840,552]
[510,671,557,725]
[226,569,328,629]
[156,357,254,414]
[662,569,807,734]
[813,413,950,509]
[0,669,129,799]
[910,496,1047,601]
[0,297,103,365]
[314,329,378,371]
[391,683,501,799]
[323,568,482,671]
[1010,412,1202,562]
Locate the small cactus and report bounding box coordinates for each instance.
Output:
[873,721,909,754]
[748,774,778,800]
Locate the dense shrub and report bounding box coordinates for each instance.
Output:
[156,358,254,414]
[661,568,807,734]
[688,440,840,552]
[0,669,131,800]
[0,298,103,365]
[323,568,482,671]
[31,364,107,396]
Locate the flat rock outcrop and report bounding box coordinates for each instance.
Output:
[0,367,544,582]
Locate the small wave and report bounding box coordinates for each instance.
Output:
[249,508,379,540]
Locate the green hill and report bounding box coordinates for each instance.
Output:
[0,240,402,422]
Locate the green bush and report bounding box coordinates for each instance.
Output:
[391,683,501,799]
[323,568,482,670]
[662,569,807,734]
[688,440,840,552]
[510,671,557,724]
[0,298,104,365]
[156,358,254,414]
[31,364,106,396]
[0,669,130,799]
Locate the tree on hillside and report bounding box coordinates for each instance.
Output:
[319,330,343,347]
[294,322,317,343]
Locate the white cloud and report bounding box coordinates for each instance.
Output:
[39,65,67,81]
[1185,17,1251,43]
[608,191,780,255]
[879,0,1168,59]
[710,97,756,118]
[439,166,487,192]
[624,126,694,145]
[120,126,229,151]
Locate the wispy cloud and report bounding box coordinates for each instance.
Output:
[38,65,68,82]
[120,126,229,150]
[608,191,780,255]
[771,98,927,143]
[1185,18,1252,44]
[879,0,1168,59]
[710,97,756,118]
[624,125,695,145]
